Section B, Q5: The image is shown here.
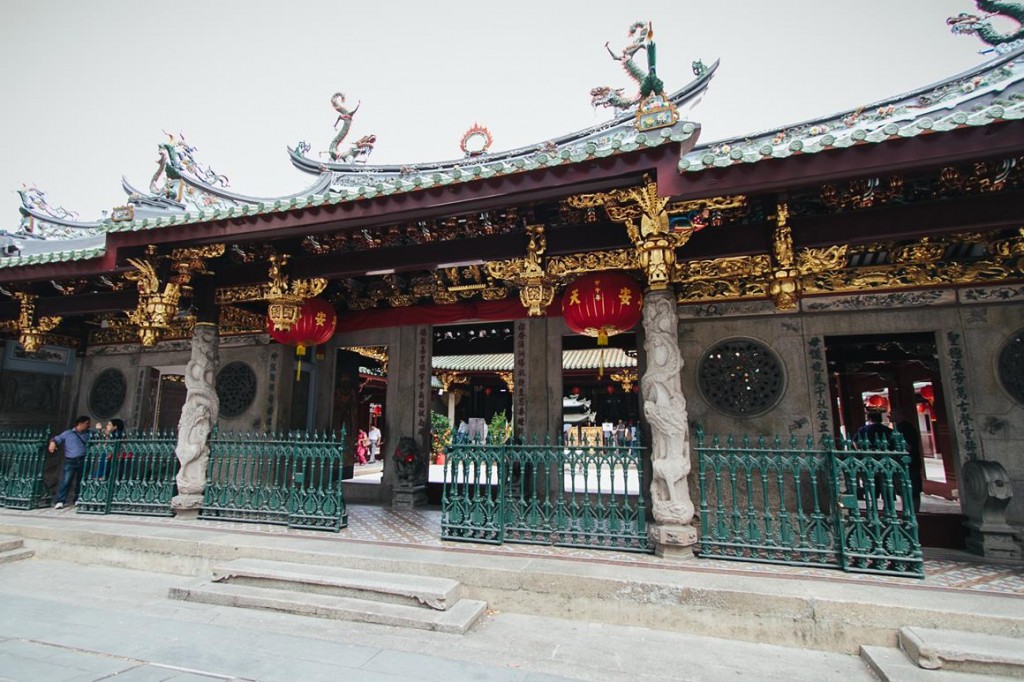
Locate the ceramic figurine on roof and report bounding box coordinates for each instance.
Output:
[327,93,376,163]
[591,22,678,132]
[948,1,1024,49]
[15,185,103,240]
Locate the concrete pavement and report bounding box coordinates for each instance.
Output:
[0,558,875,682]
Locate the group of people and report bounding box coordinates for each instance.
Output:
[853,410,924,512]
[354,424,382,465]
[48,416,125,509]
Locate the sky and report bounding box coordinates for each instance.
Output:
[0,0,1000,226]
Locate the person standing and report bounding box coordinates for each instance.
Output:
[891,410,923,513]
[368,424,382,463]
[49,415,93,509]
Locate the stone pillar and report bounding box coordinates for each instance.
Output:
[514,318,561,439]
[641,290,697,558]
[962,459,1022,559]
[389,324,431,509]
[171,322,220,518]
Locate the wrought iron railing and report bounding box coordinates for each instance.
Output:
[0,429,50,509]
[442,436,649,552]
[201,429,348,531]
[77,431,178,517]
[696,430,923,577]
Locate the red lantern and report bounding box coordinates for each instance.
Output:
[606,384,615,395]
[267,298,337,378]
[865,394,888,410]
[484,387,493,397]
[919,385,934,402]
[571,386,581,396]
[916,403,928,414]
[562,272,643,346]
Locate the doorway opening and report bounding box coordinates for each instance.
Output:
[825,332,964,548]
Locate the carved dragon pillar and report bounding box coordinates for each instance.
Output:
[171,322,220,517]
[569,178,698,558]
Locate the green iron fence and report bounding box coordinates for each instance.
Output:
[201,429,348,531]
[76,431,178,517]
[0,429,50,509]
[442,436,650,552]
[696,430,923,578]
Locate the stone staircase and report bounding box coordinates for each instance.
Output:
[168,558,487,634]
[861,626,1024,680]
[0,535,34,565]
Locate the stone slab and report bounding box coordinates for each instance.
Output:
[168,580,487,634]
[860,646,997,682]
[212,557,463,610]
[0,535,24,552]
[901,626,1024,677]
[0,548,34,564]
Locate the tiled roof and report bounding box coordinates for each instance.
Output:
[0,245,105,269]
[433,348,637,372]
[679,46,1024,174]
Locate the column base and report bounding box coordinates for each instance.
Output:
[171,493,203,519]
[392,484,428,510]
[964,522,1022,560]
[649,523,698,560]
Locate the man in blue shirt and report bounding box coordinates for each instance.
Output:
[49,416,93,509]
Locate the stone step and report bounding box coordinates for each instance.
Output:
[0,535,25,553]
[168,580,487,634]
[0,548,34,565]
[860,646,999,682]
[211,558,463,611]
[901,626,1024,678]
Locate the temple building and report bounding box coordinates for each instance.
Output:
[1,10,1022,563]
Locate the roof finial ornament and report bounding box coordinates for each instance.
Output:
[326,93,376,163]
[591,21,650,112]
[947,2,1024,50]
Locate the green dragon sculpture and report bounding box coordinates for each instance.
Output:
[591,21,664,112]
[947,1,1024,46]
[328,92,361,161]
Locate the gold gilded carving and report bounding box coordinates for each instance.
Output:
[218,305,265,336]
[341,345,389,372]
[797,245,848,275]
[569,177,687,290]
[820,175,903,210]
[769,203,799,310]
[11,292,62,353]
[496,371,514,391]
[486,224,556,316]
[216,255,326,328]
[546,249,638,277]
[436,371,467,392]
[215,285,269,305]
[677,279,768,303]
[991,228,1024,259]
[609,368,637,393]
[125,251,182,347]
[168,243,224,292]
[892,239,946,264]
[676,255,771,282]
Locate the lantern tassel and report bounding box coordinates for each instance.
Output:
[598,347,604,379]
[295,345,307,381]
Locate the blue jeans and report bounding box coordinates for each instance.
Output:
[54,456,85,504]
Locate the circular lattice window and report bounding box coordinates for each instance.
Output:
[997,330,1024,404]
[698,338,785,417]
[89,368,127,420]
[216,362,257,418]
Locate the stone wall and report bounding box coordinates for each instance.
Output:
[677,295,1024,529]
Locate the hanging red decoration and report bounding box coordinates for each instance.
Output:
[484,386,493,397]
[571,386,581,396]
[562,271,643,377]
[606,384,616,395]
[916,402,928,414]
[267,297,337,378]
[919,385,934,402]
[562,271,643,346]
[865,394,889,411]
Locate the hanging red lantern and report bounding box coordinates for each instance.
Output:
[267,297,337,378]
[571,386,581,396]
[484,386,493,397]
[919,385,934,402]
[916,402,928,414]
[865,394,889,411]
[562,271,643,346]
[606,384,616,395]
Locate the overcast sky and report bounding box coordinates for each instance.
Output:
[0,0,998,225]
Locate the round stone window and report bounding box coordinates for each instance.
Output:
[216,361,258,418]
[698,338,785,417]
[997,330,1024,404]
[89,368,127,420]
